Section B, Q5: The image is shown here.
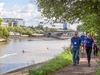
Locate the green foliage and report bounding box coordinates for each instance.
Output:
[6,26,15,32]
[37,0,100,46]
[6,25,58,36]
[26,29,33,36]
[0,26,9,38]
[39,30,44,34]
[37,0,100,23]
[77,25,84,31]
[28,48,72,75]
[0,31,3,38]
[0,18,3,25]
[95,61,100,75]
[95,51,100,75]
[2,27,9,38]
[97,51,100,56]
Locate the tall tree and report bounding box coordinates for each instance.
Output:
[37,0,100,45]
[37,0,100,23]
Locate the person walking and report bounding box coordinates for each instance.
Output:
[93,34,98,57]
[84,33,94,67]
[93,40,98,57]
[70,31,81,66]
[80,32,86,58]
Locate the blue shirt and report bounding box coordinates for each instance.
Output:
[80,35,86,44]
[85,38,93,47]
[71,37,81,47]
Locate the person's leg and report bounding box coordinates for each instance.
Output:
[88,47,92,66]
[76,47,80,64]
[72,48,76,65]
[81,46,84,58]
[94,47,96,57]
[81,43,85,58]
[95,46,98,56]
[86,47,90,65]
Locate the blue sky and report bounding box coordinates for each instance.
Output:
[0,0,29,7]
[0,0,78,30]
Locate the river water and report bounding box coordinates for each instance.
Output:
[0,37,70,74]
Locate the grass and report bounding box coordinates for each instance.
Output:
[95,61,100,75]
[95,51,100,75]
[28,48,72,75]
[97,51,100,56]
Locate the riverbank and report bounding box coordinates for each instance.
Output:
[3,49,72,75]
[0,39,7,42]
[9,36,66,41]
[3,61,47,75]
[3,51,100,75]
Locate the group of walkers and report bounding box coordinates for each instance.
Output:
[70,31,98,67]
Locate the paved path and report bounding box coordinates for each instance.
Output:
[48,56,99,75]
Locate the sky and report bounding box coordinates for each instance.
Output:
[0,0,79,30]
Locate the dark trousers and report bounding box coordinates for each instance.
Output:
[94,46,98,56]
[86,47,92,64]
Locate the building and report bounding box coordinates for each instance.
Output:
[2,18,25,27]
[63,22,67,30]
[1,22,8,26]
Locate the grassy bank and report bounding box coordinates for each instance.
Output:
[28,48,72,75]
[95,51,100,75]
[97,51,100,56]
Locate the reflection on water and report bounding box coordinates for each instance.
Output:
[0,37,70,74]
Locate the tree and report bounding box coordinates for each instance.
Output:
[0,18,3,26]
[0,26,9,38]
[37,0,100,23]
[37,0,100,45]
[2,27,9,38]
[6,26,14,32]
[26,29,33,36]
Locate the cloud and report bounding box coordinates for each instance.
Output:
[0,2,43,26]
[0,1,78,30]
[0,2,4,12]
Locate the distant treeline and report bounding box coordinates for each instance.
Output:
[0,25,58,38]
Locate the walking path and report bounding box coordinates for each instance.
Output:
[48,56,99,75]
[3,55,100,75]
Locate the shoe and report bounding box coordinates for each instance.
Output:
[88,63,90,67]
[73,64,76,66]
[77,61,79,64]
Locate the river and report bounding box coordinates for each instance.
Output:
[0,37,70,74]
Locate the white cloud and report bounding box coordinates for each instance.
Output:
[0,2,43,26]
[0,2,4,12]
[0,1,79,29]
